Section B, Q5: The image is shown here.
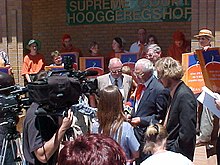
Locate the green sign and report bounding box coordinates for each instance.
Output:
[66,0,191,25]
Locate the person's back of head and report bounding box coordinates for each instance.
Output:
[143,124,168,154]
[155,57,183,81]
[58,134,126,165]
[97,85,125,136]
[147,34,158,45]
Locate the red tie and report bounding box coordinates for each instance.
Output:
[135,84,145,100]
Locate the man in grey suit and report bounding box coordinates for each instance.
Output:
[129,58,170,164]
[97,58,132,102]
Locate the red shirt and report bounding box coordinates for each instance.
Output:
[21,53,45,75]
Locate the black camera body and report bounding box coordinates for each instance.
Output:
[0,85,29,120]
[28,75,81,114]
[27,55,98,115]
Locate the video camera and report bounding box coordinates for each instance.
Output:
[28,56,98,116]
[0,85,29,121]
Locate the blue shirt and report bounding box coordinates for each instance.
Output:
[92,120,140,159]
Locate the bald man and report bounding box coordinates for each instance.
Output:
[97,58,132,103]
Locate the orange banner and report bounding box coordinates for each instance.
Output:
[196,48,220,92]
[182,52,205,94]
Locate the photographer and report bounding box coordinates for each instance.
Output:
[0,71,16,165]
[22,82,73,165]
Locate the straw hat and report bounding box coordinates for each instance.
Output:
[194,29,214,39]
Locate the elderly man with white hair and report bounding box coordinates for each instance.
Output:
[142,44,162,65]
[127,58,170,164]
[97,57,132,102]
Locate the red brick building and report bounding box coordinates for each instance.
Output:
[0,0,219,84]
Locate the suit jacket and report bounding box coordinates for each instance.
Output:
[131,77,170,144]
[97,73,132,102]
[166,81,197,161]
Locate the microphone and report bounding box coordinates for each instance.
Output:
[124,101,133,114]
[71,103,97,118]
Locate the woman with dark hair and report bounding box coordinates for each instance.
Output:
[88,41,102,57]
[93,85,139,164]
[58,134,126,165]
[141,124,193,165]
[106,37,127,70]
[146,34,159,45]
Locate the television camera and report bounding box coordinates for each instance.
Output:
[0,84,29,164]
[28,56,98,116]
[0,85,29,121]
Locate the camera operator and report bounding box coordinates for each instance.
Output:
[0,71,16,165]
[23,93,73,164]
[23,105,73,165]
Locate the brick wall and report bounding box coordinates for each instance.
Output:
[191,0,220,50]
[0,0,23,84]
[1,0,220,84]
[31,0,191,65]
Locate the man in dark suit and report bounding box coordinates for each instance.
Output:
[155,57,197,161]
[129,58,170,164]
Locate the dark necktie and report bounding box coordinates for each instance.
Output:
[114,79,118,87]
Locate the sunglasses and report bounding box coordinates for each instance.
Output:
[134,72,145,77]
[111,69,122,74]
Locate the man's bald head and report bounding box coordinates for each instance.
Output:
[0,72,15,89]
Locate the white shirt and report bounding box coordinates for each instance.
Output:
[108,74,125,100]
[129,41,147,53]
[141,151,192,165]
[134,75,154,111]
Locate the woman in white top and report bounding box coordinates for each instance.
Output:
[141,124,193,165]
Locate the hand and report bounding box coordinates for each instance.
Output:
[130,117,141,127]
[60,109,73,131]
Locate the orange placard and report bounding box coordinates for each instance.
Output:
[196,48,220,92]
[182,52,205,94]
[79,57,104,76]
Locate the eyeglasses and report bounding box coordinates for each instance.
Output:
[134,72,145,77]
[111,69,122,74]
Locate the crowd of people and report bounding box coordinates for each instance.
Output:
[0,27,219,165]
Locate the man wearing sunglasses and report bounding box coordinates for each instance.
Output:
[97,58,132,103]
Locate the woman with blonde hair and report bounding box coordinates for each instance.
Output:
[141,124,193,165]
[93,85,139,164]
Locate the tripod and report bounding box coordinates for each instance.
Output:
[0,121,25,165]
